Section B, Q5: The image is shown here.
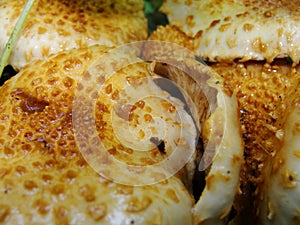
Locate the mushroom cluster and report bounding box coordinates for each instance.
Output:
[0,1,244,224]
[4,0,299,225]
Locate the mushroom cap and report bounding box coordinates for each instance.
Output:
[160,0,300,63]
[0,45,197,224]
[0,0,147,70]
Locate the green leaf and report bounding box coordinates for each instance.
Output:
[144,0,162,15]
[286,57,293,64]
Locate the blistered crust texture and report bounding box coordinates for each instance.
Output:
[161,0,300,63]
[0,0,147,70]
[211,61,300,223]
[0,46,194,225]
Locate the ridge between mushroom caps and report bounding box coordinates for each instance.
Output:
[141,41,244,224]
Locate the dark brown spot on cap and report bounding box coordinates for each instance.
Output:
[15,90,49,113]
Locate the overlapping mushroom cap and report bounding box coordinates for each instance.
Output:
[142,42,244,224]
[0,0,147,70]
[158,0,300,64]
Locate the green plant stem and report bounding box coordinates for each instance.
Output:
[0,0,36,78]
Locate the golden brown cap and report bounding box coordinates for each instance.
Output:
[0,45,198,225]
[0,0,147,70]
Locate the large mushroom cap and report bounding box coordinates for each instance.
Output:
[0,45,199,225]
[0,0,147,70]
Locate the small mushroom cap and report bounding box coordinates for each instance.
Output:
[159,0,300,64]
[0,0,147,70]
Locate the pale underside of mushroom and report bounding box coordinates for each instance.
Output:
[0,0,147,71]
[141,42,244,224]
[165,62,244,225]
[160,0,300,64]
